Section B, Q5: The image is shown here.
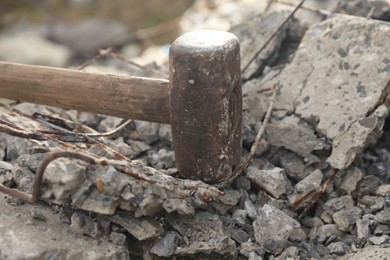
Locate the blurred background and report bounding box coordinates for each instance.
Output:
[0,0,195,68]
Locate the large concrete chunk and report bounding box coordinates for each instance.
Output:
[249,14,390,170]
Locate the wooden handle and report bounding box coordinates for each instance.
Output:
[0,62,170,123]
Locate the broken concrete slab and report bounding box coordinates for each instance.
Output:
[230,11,291,80]
[245,14,390,170]
[0,196,128,260]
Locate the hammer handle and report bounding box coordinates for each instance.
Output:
[0,62,170,123]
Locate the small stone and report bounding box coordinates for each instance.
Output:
[356,214,376,240]
[313,224,340,244]
[158,124,173,145]
[132,121,160,144]
[339,167,363,194]
[289,169,323,208]
[232,209,247,226]
[253,204,303,254]
[327,241,349,255]
[248,251,262,260]
[154,148,175,170]
[374,184,390,196]
[42,158,86,202]
[358,195,385,213]
[374,224,390,235]
[126,140,151,155]
[0,161,13,171]
[70,212,98,238]
[367,235,389,245]
[279,150,308,181]
[109,211,164,241]
[333,207,362,231]
[238,241,264,258]
[244,198,257,220]
[374,208,390,225]
[110,232,127,246]
[246,166,289,199]
[230,228,249,244]
[265,116,329,157]
[323,195,354,214]
[30,207,47,221]
[150,232,179,257]
[284,246,299,258]
[352,176,382,199]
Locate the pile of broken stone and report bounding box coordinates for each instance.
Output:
[0,0,390,259]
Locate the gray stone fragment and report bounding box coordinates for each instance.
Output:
[246,166,289,199]
[168,211,236,257]
[339,167,364,194]
[374,224,390,236]
[232,209,247,226]
[374,208,390,225]
[230,228,249,244]
[162,198,195,215]
[352,176,382,199]
[313,224,341,244]
[108,211,164,241]
[289,169,323,208]
[110,232,127,246]
[374,185,390,196]
[132,120,160,144]
[328,241,349,255]
[367,235,389,245]
[212,189,241,215]
[248,251,263,260]
[41,158,86,202]
[70,212,99,238]
[356,214,376,240]
[30,207,47,221]
[0,161,13,171]
[328,105,388,169]
[333,207,362,231]
[279,150,309,181]
[253,204,303,254]
[150,232,179,257]
[238,241,264,258]
[358,196,385,213]
[266,116,329,157]
[158,124,173,144]
[323,195,354,215]
[244,198,258,220]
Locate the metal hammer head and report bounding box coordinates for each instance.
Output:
[169,30,242,183]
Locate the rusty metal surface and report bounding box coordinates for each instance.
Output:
[169,30,242,183]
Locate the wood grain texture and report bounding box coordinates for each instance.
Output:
[0,62,170,123]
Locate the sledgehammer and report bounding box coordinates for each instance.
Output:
[0,30,242,184]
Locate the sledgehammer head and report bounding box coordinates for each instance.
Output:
[169,30,242,183]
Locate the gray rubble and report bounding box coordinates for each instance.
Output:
[1,1,390,259]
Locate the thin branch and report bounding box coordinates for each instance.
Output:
[298,168,339,219]
[241,0,305,74]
